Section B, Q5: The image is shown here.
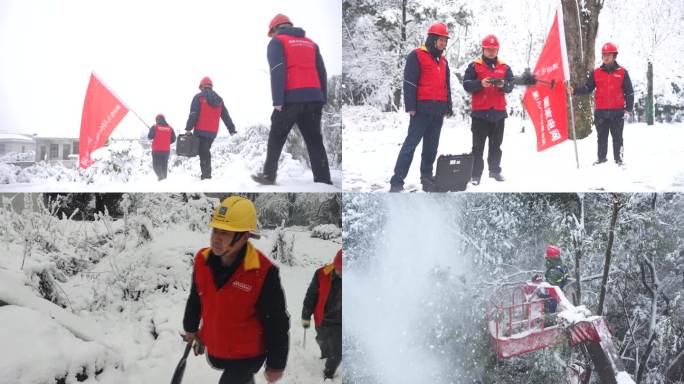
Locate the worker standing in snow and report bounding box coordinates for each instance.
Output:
[389,22,453,193]
[185,77,236,180]
[252,14,332,186]
[148,114,176,181]
[462,34,514,185]
[568,42,634,166]
[302,249,342,380]
[181,196,289,384]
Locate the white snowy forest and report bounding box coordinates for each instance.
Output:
[0,77,344,192]
[341,0,684,192]
[0,192,342,383]
[343,193,684,383]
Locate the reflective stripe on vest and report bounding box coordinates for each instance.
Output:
[275,34,321,91]
[151,124,173,152]
[194,243,272,359]
[313,264,335,327]
[594,66,625,110]
[471,58,507,111]
[416,47,448,102]
[195,96,222,134]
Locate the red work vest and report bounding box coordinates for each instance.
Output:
[195,96,222,134]
[151,124,173,152]
[194,243,273,359]
[471,58,508,111]
[415,47,448,102]
[313,264,335,327]
[275,34,321,91]
[593,66,626,110]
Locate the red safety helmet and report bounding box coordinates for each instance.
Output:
[199,76,213,90]
[428,22,449,38]
[268,14,292,37]
[482,34,500,49]
[333,249,342,270]
[546,245,561,258]
[601,42,618,54]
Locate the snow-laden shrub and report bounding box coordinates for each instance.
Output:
[270,226,296,266]
[310,224,341,240]
[0,162,20,184]
[84,140,149,183]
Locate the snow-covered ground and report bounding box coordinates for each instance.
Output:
[343,105,684,192]
[0,198,342,384]
[0,130,341,192]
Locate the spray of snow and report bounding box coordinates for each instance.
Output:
[345,194,467,383]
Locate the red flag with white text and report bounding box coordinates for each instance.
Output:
[79,73,128,168]
[523,7,571,151]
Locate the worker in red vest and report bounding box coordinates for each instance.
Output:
[182,196,289,384]
[252,14,332,186]
[147,113,176,181]
[185,76,236,180]
[568,42,634,166]
[462,34,514,185]
[302,249,342,380]
[389,22,453,193]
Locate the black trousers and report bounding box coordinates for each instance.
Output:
[316,325,342,377]
[471,117,505,178]
[208,354,265,384]
[151,152,169,180]
[262,103,331,183]
[198,136,215,179]
[595,116,624,162]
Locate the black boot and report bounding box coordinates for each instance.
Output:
[489,172,505,182]
[420,176,437,192]
[389,184,404,193]
[251,173,275,185]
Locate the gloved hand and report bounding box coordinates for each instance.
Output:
[193,338,205,356]
[229,128,237,136]
[301,319,310,329]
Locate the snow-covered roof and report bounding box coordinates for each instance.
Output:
[0,133,34,142]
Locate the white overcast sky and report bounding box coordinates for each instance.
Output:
[0,0,341,138]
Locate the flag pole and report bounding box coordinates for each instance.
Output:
[91,71,150,130]
[556,3,580,169]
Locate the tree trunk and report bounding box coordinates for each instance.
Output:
[573,194,585,306]
[561,0,604,140]
[597,193,621,316]
[646,61,654,125]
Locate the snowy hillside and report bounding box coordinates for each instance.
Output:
[0,194,342,384]
[0,124,341,192]
[343,105,684,192]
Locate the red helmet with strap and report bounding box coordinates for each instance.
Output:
[428,22,449,38]
[601,42,618,54]
[482,34,500,49]
[199,76,213,90]
[546,245,561,258]
[268,14,292,37]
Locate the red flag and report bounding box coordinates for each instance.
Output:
[523,7,571,152]
[79,73,129,168]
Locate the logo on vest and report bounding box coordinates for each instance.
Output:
[232,280,253,292]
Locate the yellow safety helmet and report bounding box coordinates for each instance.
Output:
[209,196,257,232]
